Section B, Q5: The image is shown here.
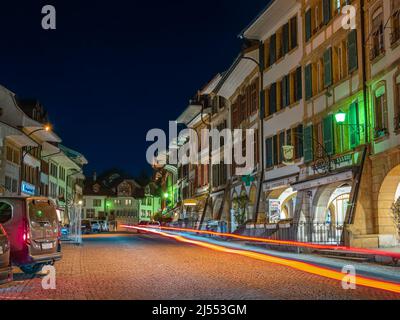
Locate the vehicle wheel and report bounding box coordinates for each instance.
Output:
[20,264,44,275]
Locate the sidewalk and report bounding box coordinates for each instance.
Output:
[164,231,400,284]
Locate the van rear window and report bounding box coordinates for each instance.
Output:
[28,202,58,224]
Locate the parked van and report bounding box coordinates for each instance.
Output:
[0,223,12,284]
[0,197,62,274]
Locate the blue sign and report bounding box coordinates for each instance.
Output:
[21,181,36,196]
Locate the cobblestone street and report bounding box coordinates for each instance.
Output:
[0,233,399,300]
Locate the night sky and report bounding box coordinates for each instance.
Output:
[1,0,270,177]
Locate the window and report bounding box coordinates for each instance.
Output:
[305,9,312,42]
[269,34,276,65]
[58,186,65,198]
[303,125,314,163]
[295,124,304,159]
[59,167,66,181]
[50,182,57,198]
[86,209,95,219]
[269,83,277,115]
[374,85,389,138]
[265,137,274,168]
[125,199,132,206]
[391,0,400,45]
[294,66,302,102]
[323,115,335,155]
[290,16,298,50]
[370,7,385,60]
[305,64,313,100]
[324,48,333,87]
[323,0,332,25]
[348,30,358,73]
[0,202,12,223]
[281,75,290,108]
[395,78,400,130]
[6,145,20,165]
[50,163,58,178]
[93,199,102,207]
[282,23,289,55]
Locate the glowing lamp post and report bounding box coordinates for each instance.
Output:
[335,110,347,124]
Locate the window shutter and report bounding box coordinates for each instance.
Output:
[324,48,333,87]
[279,131,285,163]
[282,78,287,108]
[303,125,314,163]
[266,138,273,168]
[273,135,279,165]
[290,16,298,50]
[323,0,331,25]
[283,23,289,55]
[286,75,290,106]
[297,125,304,158]
[269,83,277,114]
[348,30,358,73]
[270,34,276,65]
[305,64,312,100]
[296,66,302,101]
[323,115,335,155]
[349,102,360,148]
[305,9,312,42]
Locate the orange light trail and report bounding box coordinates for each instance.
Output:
[123,225,400,295]
[131,225,400,260]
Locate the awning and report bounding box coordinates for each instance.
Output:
[176,104,202,125]
[6,134,38,148]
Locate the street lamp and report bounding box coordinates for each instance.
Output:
[335,110,347,124]
[26,124,52,137]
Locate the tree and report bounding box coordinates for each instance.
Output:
[135,169,151,187]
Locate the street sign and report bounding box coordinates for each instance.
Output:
[242,175,255,187]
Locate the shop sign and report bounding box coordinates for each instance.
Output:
[21,181,35,196]
[269,200,281,222]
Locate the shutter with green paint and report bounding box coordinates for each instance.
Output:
[349,102,360,148]
[305,64,312,100]
[269,83,277,114]
[348,30,358,73]
[266,138,273,168]
[286,75,290,106]
[273,135,279,165]
[305,9,312,42]
[323,115,335,155]
[283,23,289,55]
[323,0,331,25]
[303,125,314,163]
[296,66,302,101]
[270,34,276,65]
[279,131,285,163]
[323,48,332,87]
[297,125,304,158]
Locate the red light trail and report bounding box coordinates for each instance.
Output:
[122,225,400,294]
[131,225,400,260]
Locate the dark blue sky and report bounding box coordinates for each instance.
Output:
[1,0,269,177]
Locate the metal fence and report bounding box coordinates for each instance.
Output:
[244,222,345,245]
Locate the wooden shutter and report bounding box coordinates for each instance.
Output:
[296,66,302,101]
[323,0,331,25]
[305,9,312,42]
[324,48,333,87]
[349,102,360,148]
[269,83,277,114]
[303,125,314,163]
[273,135,279,165]
[296,125,304,159]
[286,75,290,106]
[305,64,312,100]
[290,16,298,50]
[270,34,276,65]
[279,131,285,164]
[266,138,273,168]
[323,115,335,155]
[281,78,287,108]
[348,30,358,73]
[283,23,289,55]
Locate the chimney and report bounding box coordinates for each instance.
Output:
[93,171,97,182]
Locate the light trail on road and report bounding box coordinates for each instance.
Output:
[132,225,400,260]
[122,225,400,295]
